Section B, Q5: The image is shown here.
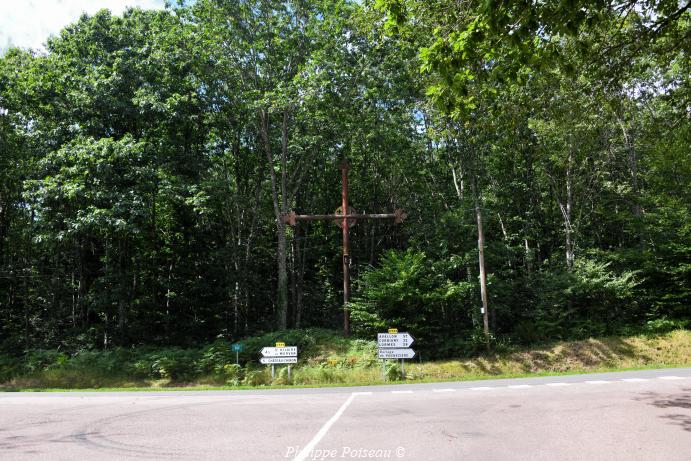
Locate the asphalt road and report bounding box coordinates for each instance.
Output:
[1,368,689,461]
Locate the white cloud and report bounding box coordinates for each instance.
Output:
[0,0,166,52]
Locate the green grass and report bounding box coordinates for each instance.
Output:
[1,329,688,392]
[4,363,688,393]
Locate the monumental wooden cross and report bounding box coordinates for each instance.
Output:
[281,160,406,336]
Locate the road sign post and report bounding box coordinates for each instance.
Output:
[260,342,298,382]
[377,329,415,380]
[231,343,244,365]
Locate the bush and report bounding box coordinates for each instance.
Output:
[0,355,20,382]
[643,318,689,335]
[149,348,202,382]
[350,249,476,359]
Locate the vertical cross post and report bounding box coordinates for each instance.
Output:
[341,160,351,336]
[281,159,407,337]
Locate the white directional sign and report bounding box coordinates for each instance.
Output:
[377,333,414,348]
[260,356,298,364]
[261,346,298,357]
[378,348,416,359]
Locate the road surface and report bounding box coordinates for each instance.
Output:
[1,368,690,460]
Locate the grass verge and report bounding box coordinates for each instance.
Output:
[1,329,688,391]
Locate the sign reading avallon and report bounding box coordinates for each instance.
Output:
[377,332,414,348]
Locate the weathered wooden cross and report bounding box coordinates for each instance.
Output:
[281,160,406,336]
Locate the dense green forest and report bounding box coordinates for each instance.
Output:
[0,0,688,357]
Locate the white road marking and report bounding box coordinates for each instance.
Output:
[658,376,684,380]
[508,385,532,389]
[470,387,493,391]
[392,390,413,394]
[433,389,455,393]
[545,383,571,387]
[622,378,648,382]
[352,392,372,396]
[293,393,357,461]
[585,380,611,385]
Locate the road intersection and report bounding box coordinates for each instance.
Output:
[1,368,689,460]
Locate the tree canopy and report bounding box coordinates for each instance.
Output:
[0,0,688,356]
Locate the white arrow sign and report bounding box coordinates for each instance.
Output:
[377,333,414,348]
[378,348,416,359]
[260,357,298,364]
[261,346,298,357]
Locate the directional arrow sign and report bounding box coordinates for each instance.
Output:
[261,346,298,357]
[378,348,416,359]
[260,357,298,364]
[377,332,414,348]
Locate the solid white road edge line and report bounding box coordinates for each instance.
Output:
[293,393,357,461]
[585,380,611,384]
[433,388,455,392]
[622,378,648,382]
[658,376,684,380]
[470,387,493,391]
[392,390,413,394]
[545,383,571,386]
[508,385,532,389]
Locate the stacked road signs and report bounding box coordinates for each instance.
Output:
[377,329,415,378]
[260,343,298,379]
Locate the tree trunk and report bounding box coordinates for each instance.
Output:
[276,222,288,330]
[565,148,575,271]
[293,225,306,328]
[261,108,289,330]
[117,238,128,343]
[165,261,174,341]
[471,176,490,348]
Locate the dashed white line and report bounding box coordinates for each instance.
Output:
[433,389,455,393]
[585,380,611,385]
[508,385,532,389]
[470,387,493,391]
[658,376,684,380]
[545,382,571,387]
[622,378,648,382]
[392,390,413,394]
[352,392,373,396]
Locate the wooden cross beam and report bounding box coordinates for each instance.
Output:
[281,160,406,337]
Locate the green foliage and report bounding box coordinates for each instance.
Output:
[383,360,403,381]
[0,0,688,358]
[350,250,477,357]
[1,330,688,388]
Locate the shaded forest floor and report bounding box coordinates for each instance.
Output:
[1,329,688,391]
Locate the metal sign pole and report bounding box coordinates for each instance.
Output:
[236,350,239,365]
[271,364,275,380]
[288,365,291,380]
